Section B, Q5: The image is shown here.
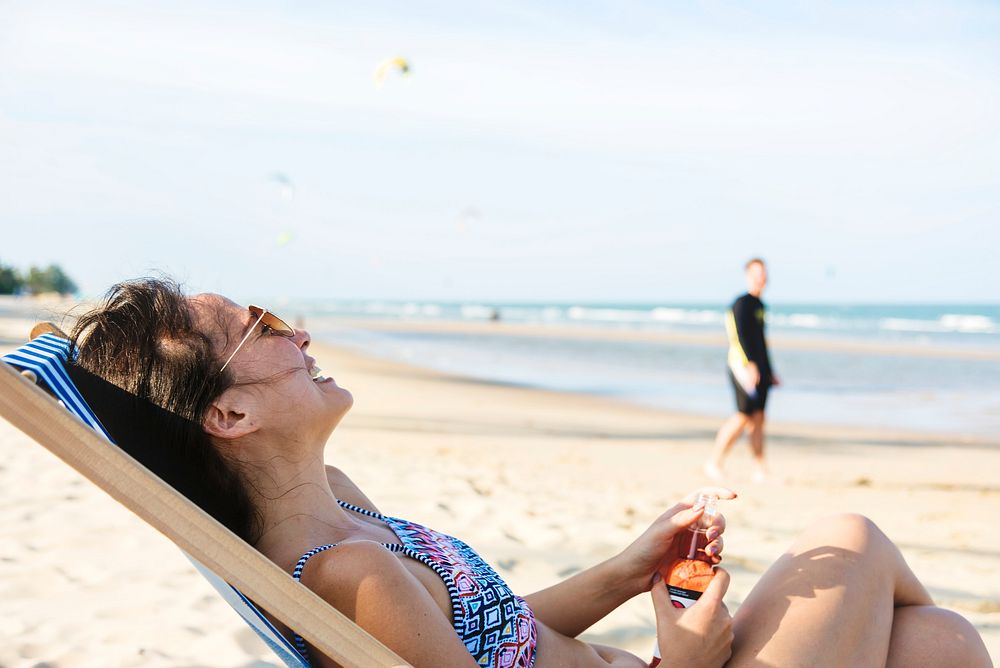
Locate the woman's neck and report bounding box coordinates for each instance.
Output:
[241,445,356,555]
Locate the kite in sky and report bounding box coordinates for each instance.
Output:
[374,56,411,87]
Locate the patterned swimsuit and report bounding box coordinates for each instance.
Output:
[291,499,538,667]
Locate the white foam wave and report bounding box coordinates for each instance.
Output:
[880,318,944,333]
[563,306,726,326]
[879,315,999,334]
[771,313,825,329]
[317,300,999,338]
[354,301,445,318]
[651,307,723,324]
[939,314,998,334]
[567,306,654,323]
[460,305,496,320]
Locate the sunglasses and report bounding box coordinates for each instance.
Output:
[219,304,295,373]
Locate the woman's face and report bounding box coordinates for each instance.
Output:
[189,293,353,443]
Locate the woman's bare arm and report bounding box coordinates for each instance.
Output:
[301,540,479,667]
[524,555,641,638]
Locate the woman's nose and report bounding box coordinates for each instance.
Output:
[293,326,310,351]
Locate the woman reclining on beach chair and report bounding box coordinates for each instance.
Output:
[67,277,990,668]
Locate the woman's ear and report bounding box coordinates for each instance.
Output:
[203,389,260,440]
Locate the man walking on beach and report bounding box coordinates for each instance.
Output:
[705,258,779,482]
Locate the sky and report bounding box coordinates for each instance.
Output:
[1,0,998,304]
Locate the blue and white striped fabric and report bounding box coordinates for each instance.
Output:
[3,334,312,668]
[3,333,113,441]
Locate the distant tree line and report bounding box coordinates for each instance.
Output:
[0,261,78,296]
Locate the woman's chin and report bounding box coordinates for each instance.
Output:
[327,388,354,422]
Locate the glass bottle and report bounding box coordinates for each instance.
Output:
[650,493,720,667]
[663,492,719,608]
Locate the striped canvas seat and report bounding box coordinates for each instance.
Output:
[3,333,312,667]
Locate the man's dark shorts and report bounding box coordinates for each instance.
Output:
[728,368,769,415]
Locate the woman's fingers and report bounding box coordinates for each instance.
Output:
[659,488,735,524]
[700,567,731,606]
[650,574,683,618]
[705,536,724,560]
[653,568,734,668]
[681,487,738,505]
[666,505,706,534]
[706,513,727,540]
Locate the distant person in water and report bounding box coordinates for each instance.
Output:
[706,258,780,482]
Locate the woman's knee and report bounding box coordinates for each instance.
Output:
[794,513,885,554]
[789,513,934,604]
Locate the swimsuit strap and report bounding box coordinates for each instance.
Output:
[286,501,382,663]
[333,500,464,622]
[287,500,531,666]
[292,543,339,582]
[289,543,338,663]
[335,498,384,519]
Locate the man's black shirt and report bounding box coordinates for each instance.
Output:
[731,293,773,385]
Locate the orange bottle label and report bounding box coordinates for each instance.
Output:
[662,557,714,608]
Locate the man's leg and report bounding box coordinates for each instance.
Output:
[748,410,766,481]
[706,412,749,479]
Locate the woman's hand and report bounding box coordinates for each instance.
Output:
[652,568,734,668]
[614,487,736,596]
[523,487,735,639]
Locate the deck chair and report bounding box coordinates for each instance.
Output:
[0,328,409,668]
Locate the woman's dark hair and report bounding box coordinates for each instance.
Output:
[69,278,262,543]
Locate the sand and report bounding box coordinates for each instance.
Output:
[1,311,998,666]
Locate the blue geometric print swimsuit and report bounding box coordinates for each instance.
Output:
[291,499,538,667]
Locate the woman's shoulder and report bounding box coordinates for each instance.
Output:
[297,541,478,664]
[298,540,400,599]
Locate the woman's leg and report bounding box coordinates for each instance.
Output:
[885,605,991,668]
[728,514,987,667]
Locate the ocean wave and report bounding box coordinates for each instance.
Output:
[651,307,723,325]
[770,313,826,329]
[567,306,659,323]
[305,300,1000,341]
[352,301,445,317]
[460,304,497,320]
[879,315,999,335]
[939,314,998,333]
[560,305,729,327]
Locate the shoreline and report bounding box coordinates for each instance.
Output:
[0,303,996,449]
[353,340,1000,450]
[316,321,1000,448]
[1,303,997,447]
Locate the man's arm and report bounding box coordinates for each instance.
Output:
[727,299,760,386]
[729,298,757,365]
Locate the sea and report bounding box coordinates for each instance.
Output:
[285,300,1000,439]
[4,295,996,438]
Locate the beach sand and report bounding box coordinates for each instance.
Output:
[1,315,998,666]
